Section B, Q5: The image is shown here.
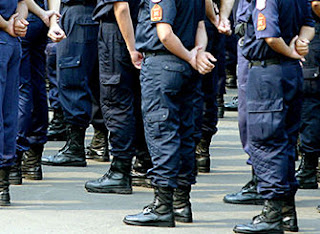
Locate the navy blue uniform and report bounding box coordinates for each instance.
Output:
[0,0,22,168]
[299,7,320,154]
[243,0,314,199]
[93,0,146,159]
[57,0,98,128]
[16,1,48,153]
[236,0,251,158]
[136,0,205,188]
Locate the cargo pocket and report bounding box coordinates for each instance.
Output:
[58,55,82,88]
[74,18,99,43]
[145,109,169,139]
[160,61,185,93]
[247,98,284,142]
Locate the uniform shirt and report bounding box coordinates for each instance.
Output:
[93,0,140,25]
[0,0,21,21]
[236,0,251,24]
[136,0,205,52]
[243,0,314,60]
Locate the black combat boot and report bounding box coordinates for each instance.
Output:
[85,157,132,194]
[233,199,284,234]
[123,186,175,227]
[9,150,23,185]
[0,167,11,206]
[47,108,67,141]
[195,138,211,173]
[173,185,192,223]
[223,174,264,205]
[86,127,109,162]
[225,69,237,89]
[282,196,298,232]
[132,151,152,188]
[295,152,318,189]
[22,144,44,180]
[217,95,224,118]
[42,125,86,167]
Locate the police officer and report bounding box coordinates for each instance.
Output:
[195,0,234,173]
[84,0,151,194]
[233,0,314,232]
[9,0,61,185]
[223,0,264,206]
[123,0,215,227]
[42,0,99,167]
[295,0,320,190]
[0,0,28,205]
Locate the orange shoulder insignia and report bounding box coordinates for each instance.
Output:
[257,13,266,31]
[151,4,163,22]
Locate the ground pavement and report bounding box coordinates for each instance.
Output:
[2,89,320,234]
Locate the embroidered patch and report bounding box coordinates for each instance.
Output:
[151,0,162,3]
[256,0,266,10]
[257,13,266,31]
[151,4,163,22]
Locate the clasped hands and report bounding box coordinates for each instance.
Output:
[189,46,216,75]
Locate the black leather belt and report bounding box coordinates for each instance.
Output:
[144,51,171,58]
[249,58,281,68]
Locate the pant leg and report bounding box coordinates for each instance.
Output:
[57,4,98,128]
[0,34,21,167]
[247,61,302,199]
[98,22,137,159]
[141,54,193,188]
[46,42,60,110]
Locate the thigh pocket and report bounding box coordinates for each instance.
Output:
[73,18,99,43]
[160,61,186,93]
[247,98,284,142]
[58,55,83,88]
[145,109,169,139]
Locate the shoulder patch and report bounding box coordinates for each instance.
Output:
[257,13,266,31]
[151,0,162,3]
[256,0,266,10]
[151,4,163,22]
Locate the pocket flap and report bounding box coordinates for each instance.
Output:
[303,67,319,79]
[162,61,185,72]
[76,18,99,26]
[145,109,169,123]
[247,98,283,113]
[58,56,81,69]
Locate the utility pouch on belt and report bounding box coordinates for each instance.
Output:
[235,23,246,37]
[303,67,319,80]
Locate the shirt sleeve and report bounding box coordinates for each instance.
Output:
[253,0,281,39]
[198,0,205,21]
[304,0,315,27]
[149,0,176,25]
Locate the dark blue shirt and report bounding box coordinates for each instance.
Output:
[136,0,205,52]
[236,0,251,24]
[0,0,20,21]
[243,0,315,60]
[93,0,140,25]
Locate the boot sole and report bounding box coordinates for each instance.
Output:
[23,174,43,180]
[132,178,152,188]
[298,183,318,189]
[174,216,193,223]
[42,161,87,167]
[123,219,175,227]
[233,229,283,234]
[86,187,132,194]
[223,197,264,205]
[9,178,22,185]
[0,201,10,206]
[283,226,299,232]
[198,167,210,173]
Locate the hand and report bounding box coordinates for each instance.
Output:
[41,10,61,27]
[295,38,310,57]
[289,36,304,60]
[3,13,19,37]
[196,50,216,75]
[130,50,144,69]
[14,18,29,37]
[48,23,66,42]
[188,46,202,70]
[218,17,232,36]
